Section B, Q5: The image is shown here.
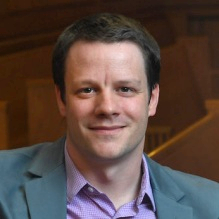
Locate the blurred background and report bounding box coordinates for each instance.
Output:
[0,0,218,181]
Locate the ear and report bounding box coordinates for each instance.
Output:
[55,85,66,117]
[148,84,159,117]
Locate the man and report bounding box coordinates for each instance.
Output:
[0,13,219,219]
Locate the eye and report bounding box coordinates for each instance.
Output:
[119,87,134,92]
[81,87,95,93]
[117,87,137,97]
[76,87,96,98]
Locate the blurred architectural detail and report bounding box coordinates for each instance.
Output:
[149,100,219,182]
[0,101,8,149]
[145,126,172,153]
[27,79,65,145]
[0,1,218,182]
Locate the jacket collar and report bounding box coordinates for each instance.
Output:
[24,137,67,219]
[146,155,193,219]
[23,139,193,219]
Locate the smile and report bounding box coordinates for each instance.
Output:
[89,126,125,134]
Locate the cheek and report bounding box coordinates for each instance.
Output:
[123,98,148,121]
[66,99,94,119]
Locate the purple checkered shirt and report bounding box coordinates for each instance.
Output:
[65,146,156,218]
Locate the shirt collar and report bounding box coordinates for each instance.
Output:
[64,145,88,203]
[64,144,156,211]
[138,155,156,212]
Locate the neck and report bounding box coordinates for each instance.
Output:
[67,145,143,210]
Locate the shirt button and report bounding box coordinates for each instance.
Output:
[87,186,94,193]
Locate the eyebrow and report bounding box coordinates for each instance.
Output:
[72,79,142,86]
[72,79,97,85]
[115,80,142,86]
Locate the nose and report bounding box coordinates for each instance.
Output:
[94,90,119,117]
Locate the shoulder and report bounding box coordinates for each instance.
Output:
[164,165,219,213]
[147,155,219,191]
[163,164,219,193]
[146,156,219,213]
[0,142,52,174]
[0,138,65,202]
[0,138,65,219]
[0,142,53,209]
[0,137,65,177]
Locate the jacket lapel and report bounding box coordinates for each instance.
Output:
[153,189,193,219]
[146,156,193,219]
[24,138,67,219]
[22,141,194,219]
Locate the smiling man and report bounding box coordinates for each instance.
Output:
[56,40,159,215]
[0,13,219,219]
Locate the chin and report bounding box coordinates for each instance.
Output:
[91,147,133,162]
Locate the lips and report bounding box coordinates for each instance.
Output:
[89,125,125,130]
[88,125,125,134]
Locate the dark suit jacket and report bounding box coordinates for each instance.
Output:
[0,137,219,219]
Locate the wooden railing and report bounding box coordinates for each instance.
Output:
[145,126,172,153]
[149,100,219,182]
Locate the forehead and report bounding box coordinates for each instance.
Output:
[64,41,148,90]
[66,40,145,68]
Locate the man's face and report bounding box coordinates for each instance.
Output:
[56,41,159,164]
